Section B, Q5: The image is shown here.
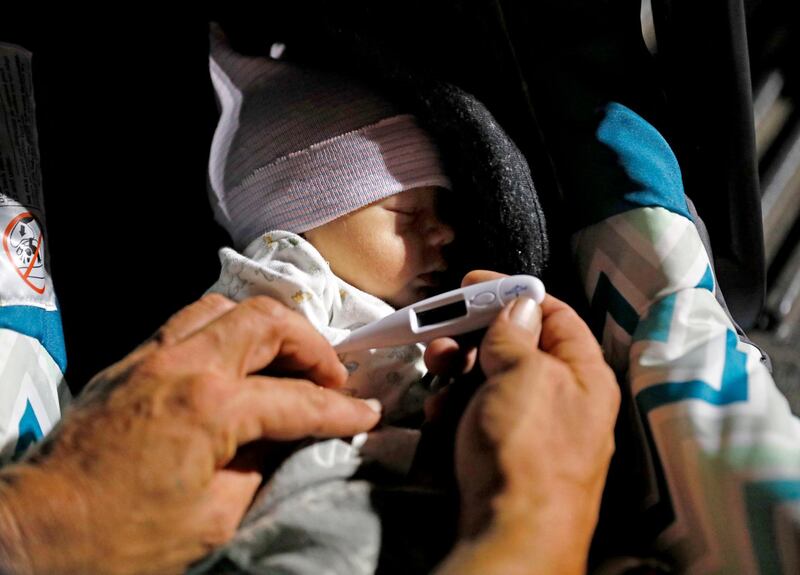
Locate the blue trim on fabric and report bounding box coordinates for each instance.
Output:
[745,479,800,575]
[637,293,678,343]
[14,399,44,458]
[593,103,692,223]
[636,329,748,414]
[590,272,639,339]
[696,264,715,292]
[0,306,67,372]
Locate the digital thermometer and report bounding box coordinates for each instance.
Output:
[334,275,545,353]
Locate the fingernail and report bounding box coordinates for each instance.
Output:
[363,398,383,414]
[509,297,540,332]
[351,432,369,449]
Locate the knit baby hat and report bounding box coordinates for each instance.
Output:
[208,25,452,249]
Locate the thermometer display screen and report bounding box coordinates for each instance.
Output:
[415,298,467,327]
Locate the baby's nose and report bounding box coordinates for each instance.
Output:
[425,217,455,248]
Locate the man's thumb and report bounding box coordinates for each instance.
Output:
[479,297,542,378]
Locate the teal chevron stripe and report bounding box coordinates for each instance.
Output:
[696,265,714,292]
[14,399,44,458]
[745,479,800,575]
[0,305,66,372]
[638,293,677,343]
[636,329,748,413]
[590,272,639,339]
[635,267,713,344]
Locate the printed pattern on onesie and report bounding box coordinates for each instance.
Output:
[197,230,433,575]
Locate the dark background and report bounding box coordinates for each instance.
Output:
[4,2,799,397]
[2,5,579,392]
[2,14,229,390]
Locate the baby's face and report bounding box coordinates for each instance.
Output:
[304,186,454,308]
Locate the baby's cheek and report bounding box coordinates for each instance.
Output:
[368,234,409,275]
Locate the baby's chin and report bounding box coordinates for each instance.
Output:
[388,285,438,309]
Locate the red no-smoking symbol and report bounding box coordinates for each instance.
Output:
[3,211,46,294]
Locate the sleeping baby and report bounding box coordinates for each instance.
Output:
[195,27,458,575]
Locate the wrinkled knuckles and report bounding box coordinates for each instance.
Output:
[175,373,229,416]
[518,354,568,393]
[155,293,235,347]
[302,386,331,434]
[134,349,181,382]
[152,326,179,348]
[200,291,234,311]
[471,386,509,446]
[241,295,288,322]
[480,336,527,375]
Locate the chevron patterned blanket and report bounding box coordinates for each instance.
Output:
[576,103,800,574]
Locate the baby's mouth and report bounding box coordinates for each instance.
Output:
[416,271,444,288]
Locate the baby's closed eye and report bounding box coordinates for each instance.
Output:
[387,207,420,217]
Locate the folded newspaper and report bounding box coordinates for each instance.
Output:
[0,42,69,462]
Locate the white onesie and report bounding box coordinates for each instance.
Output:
[208,229,429,424]
[196,231,439,575]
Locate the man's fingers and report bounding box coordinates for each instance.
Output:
[212,376,381,458]
[202,448,265,542]
[176,297,348,387]
[479,297,543,378]
[156,293,237,346]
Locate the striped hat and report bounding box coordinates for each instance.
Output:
[208,25,452,249]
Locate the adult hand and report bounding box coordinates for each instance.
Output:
[434,271,620,575]
[0,294,381,575]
